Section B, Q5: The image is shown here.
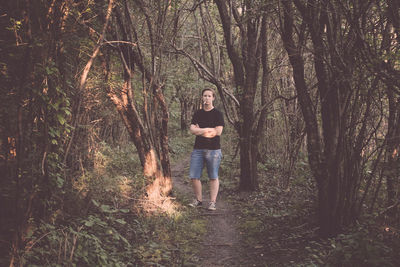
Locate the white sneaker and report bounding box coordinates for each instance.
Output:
[188,199,202,208]
[207,202,216,211]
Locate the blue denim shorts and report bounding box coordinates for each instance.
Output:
[189,149,222,179]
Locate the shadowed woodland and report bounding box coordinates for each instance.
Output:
[1,0,400,266]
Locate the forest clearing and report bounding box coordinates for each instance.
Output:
[1,0,400,266]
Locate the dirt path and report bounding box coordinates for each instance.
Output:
[171,157,242,267]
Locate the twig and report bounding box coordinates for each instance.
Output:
[203,243,233,246]
[25,227,68,252]
[378,201,400,216]
[69,226,83,261]
[218,256,235,263]
[292,222,308,229]
[200,212,226,216]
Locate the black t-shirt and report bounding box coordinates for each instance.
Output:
[191,108,224,149]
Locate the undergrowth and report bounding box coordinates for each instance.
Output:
[15,128,400,266]
[20,141,204,266]
[222,155,400,266]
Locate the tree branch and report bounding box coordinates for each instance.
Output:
[172,45,240,108]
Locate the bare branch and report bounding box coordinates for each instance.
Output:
[172,45,240,107]
[78,0,114,91]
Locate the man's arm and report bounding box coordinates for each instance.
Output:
[190,124,205,136]
[190,124,223,138]
[214,126,223,136]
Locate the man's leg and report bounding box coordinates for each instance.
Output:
[189,149,203,203]
[191,179,202,201]
[205,149,222,204]
[209,178,219,203]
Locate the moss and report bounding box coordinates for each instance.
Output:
[240,219,263,243]
[190,218,207,236]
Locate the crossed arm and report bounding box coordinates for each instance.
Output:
[190,124,223,138]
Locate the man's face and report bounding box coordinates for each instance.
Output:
[202,90,215,105]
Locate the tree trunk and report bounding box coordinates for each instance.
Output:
[280,0,372,236]
[105,1,174,209]
[239,130,259,191]
[316,154,361,236]
[107,74,172,207]
[214,0,267,190]
[180,101,188,132]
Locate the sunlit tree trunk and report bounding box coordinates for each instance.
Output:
[105,63,172,205]
[103,0,173,209]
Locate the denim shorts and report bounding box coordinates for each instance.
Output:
[189,149,222,179]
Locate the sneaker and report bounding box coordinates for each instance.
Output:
[207,201,216,211]
[189,199,202,208]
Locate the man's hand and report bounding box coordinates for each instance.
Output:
[202,127,217,138]
[190,124,223,138]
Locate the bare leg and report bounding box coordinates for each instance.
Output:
[209,179,219,203]
[191,179,202,201]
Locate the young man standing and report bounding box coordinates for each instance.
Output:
[188,88,224,211]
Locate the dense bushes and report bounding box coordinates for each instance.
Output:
[17,142,204,266]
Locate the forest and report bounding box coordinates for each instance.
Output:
[0,0,399,266]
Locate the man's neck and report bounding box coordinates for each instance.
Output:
[203,105,214,111]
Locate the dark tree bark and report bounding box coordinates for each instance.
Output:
[177,86,196,133]
[210,0,272,190]
[280,0,380,236]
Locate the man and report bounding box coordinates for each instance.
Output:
[188,88,224,211]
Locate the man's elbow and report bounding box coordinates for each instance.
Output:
[189,129,197,135]
[189,125,200,135]
[215,127,223,136]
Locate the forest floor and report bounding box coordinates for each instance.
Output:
[2,141,398,266]
[170,153,400,267]
[171,157,243,266]
[170,155,319,266]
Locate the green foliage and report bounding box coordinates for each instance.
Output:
[22,212,132,266]
[38,59,72,193]
[20,144,204,266]
[258,157,281,171]
[325,228,395,267]
[168,132,195,161]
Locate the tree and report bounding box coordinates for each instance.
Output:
[355,0,400,214]
[102,0,179,208]
[279,0,400,236]
[0,0,76,264]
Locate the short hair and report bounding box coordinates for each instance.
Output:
[201,88,216,97]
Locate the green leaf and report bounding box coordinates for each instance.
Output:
[57,114,66,125]
[92,199,100,207]
[115,219,126,225]
[85,220,94,227]
[100,204,112,213]
[56,176,64,188]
